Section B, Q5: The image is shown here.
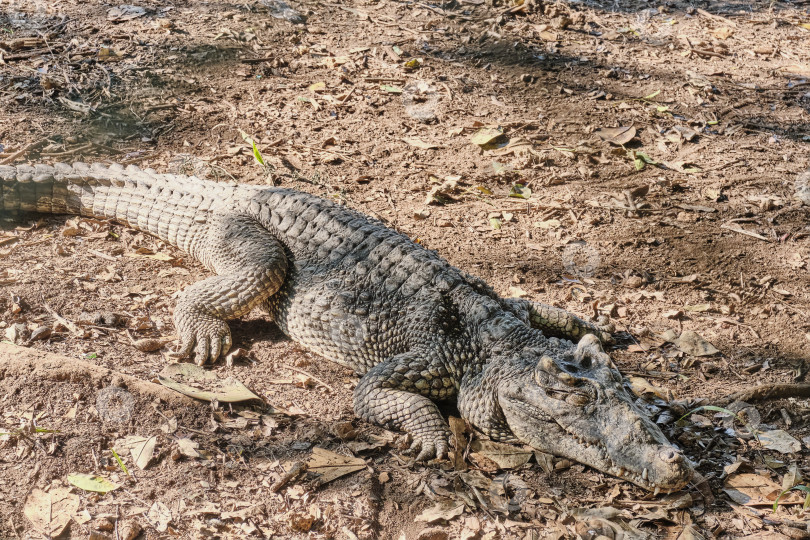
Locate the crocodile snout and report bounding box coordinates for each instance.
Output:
[647,445,693,491]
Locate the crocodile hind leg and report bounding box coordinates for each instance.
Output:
[354,350,455,461]
[173,214,288,364]
[503,298,614,344]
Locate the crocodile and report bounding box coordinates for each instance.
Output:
[0,162,693,492]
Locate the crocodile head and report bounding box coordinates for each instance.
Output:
[466,334,693,492]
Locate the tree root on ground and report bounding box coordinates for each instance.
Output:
[717,383,810,405]
[0,342,195,406]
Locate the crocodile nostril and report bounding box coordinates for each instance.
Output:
[657,447,681,463]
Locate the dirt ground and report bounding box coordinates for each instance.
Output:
[1,0,810,537]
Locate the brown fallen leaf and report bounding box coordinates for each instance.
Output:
[158,363,260,402]
[595,126,636,146]
[403,137,439,150]
[307,447,365,484]
[469,440,532,469]
[23,487,80,537]
[131,435,157,470]
[724,473,803,507]
[415,500,466,524]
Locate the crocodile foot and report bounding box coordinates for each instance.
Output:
[404,428,451,462]
[173,311,232,365]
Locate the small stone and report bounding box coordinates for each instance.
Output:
[30,326,52,341]
[4,323,28,343]
[625,275,644,288]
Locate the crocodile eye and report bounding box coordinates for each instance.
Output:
[566,393,590,406]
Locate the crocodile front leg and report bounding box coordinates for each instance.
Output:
[174,213,288,364]
[503,298,614,344]
[354,351,455,461]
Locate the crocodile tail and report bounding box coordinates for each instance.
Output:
[0,162,149,217]
[0,162,230,252]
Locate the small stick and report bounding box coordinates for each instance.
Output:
[690,48,726,59]
[240,56,275,64]
[282,364,334,393]
[339,86,356,105]
[86,248,117,262]
[720,222,770,242]
[40,142,94,158]
[270,461,307,492]
[0,139,47,165]
[717,383,810,405]
[364,77,406,83]
[41,301,82,336]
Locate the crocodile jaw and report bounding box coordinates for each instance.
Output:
[497,335,693,492]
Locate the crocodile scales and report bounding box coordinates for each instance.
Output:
[0,162,693,492]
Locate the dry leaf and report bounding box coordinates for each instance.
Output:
[403,137,439,150]
[307,447,365,484]
[595,126,636,146]
[759,430,801,454]
[23,487,80,537]
[158,363,260,402]
[469,440,532,469]
[724,473,803,507]
[415,501,466,524]
[131,435,157,470]
[712,27,734,40]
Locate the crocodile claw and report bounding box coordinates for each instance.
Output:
[404,431,450,462]
[173,314,232,365]
[593,315,616,344]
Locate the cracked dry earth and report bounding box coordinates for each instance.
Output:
[1,0,810,538]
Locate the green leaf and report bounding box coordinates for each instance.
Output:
[111,448,129,476]
[773,485,810,512]
[403,58,423,71]
[380,84,403,94]
[238,129,265,166]
[489,217,502,230]
[643,90,661,100]
[509,184,532,199]
[635,151,657,165]
[67,473,120,494]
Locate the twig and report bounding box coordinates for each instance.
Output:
[40,142,94,158]
[717,383,810,405]
[720,222,771,242]
[270,461,308,492]
[240,56,275,64]
[41,301,82,336]
[696,7,738,27]
[87,248,118,262]
[339,86,355,105]
[292,144,362,164]
[282,364,334,393]
[0,139,47,165]
[689,48,726,59]
[364,77,406,83]
[440,82,452,101]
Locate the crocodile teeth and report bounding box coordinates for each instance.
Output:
[653,487,661,496]
[642,468,648,481]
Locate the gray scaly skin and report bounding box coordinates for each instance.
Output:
[0,162,693,492]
